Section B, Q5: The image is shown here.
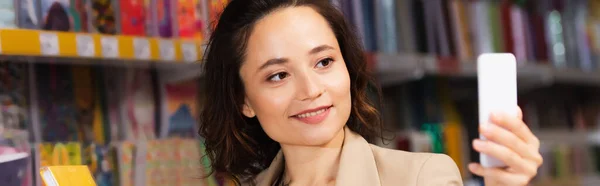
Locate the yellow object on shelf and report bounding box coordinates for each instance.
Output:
[0,29,203,63]
[40,166,96,186]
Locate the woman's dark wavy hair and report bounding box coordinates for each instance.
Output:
[198,0,382,184]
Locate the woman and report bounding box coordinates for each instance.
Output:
[199,0,543,185]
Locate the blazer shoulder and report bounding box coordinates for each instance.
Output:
[369,145,463,185]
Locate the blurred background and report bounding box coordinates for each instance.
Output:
[0,0,598,186]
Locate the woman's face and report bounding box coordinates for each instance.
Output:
[239,6,351,146]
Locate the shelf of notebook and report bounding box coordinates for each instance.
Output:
[376,53,600,87]
[551,68,600,86]
[534,130,600,145]
[0,29,203,64]
[532,174,600,186]
[376,53,425,85]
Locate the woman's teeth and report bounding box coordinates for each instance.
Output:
[296,108,327,118]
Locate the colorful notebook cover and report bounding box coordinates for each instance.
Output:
[157,0,174,37]
[500,0,513,54]
[469,1,493,55]
[0,0,17,28]
[1,130,32,186]
[67,0,87,32]
[510,4,528,63]
[40,166,96,186]
[439,84,465,176]
[177,0,197,38]
[85,144,115,186]
[161,79,198,138]
[144,140,159,186]
[349,0,365,49]
[144,0,155,36]
[90,0,117,34]
[93,68,109,145]
[0,152,30,186]
[360,0,376,52]
[374,0,397,54]
[526,0,548,61]
[39,142,82,167]
[18,0,42,29]
[488,1,504,53]
[394,0,416,53]
[449,0,473,60]
[102,67,123,141]
[72,66,97,143]
[122,69,156,141]
[35,64,78,142]
[144,140,176,186]
[194,0,209,41]
[118,0,147,35]
[116,142,134,186]
[41,0,72,31]
[184,139,207,186]
[0,63,30,131]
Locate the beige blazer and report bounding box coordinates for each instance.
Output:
[250,127,463,186]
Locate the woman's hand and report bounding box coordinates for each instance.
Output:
[468,107,543,186]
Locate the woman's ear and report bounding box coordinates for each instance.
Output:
[242,99,256,118]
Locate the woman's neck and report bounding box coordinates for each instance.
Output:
[280,128,345,186]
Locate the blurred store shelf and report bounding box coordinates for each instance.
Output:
[552,68,600,86]
[532,175,600,186]
[0,29,203,66]
[376,53,600,88]
[376,53,425,85]
[535,130,600,145]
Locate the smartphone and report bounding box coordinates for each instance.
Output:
[477,53,518,168]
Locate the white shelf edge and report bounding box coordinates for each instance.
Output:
[376,53,600,87]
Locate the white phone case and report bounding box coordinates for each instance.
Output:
[477,53,518,168]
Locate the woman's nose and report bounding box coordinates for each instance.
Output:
[296,71,325,101]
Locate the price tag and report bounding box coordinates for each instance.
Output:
[39,33,59,56]
[159,40,175,61]
[134,38,150,60]
[76,35,95,57]
[181,42,198,63]
[101,36,119,58]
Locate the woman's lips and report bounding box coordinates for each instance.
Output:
[291,106,332,124]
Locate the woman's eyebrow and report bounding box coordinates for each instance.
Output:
[259,58,289,71]
[308,45,334,55]
[258,45,334,72]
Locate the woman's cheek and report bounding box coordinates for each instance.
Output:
[255,84,295,117]
[327,63,351,95]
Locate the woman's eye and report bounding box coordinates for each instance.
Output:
[316,58,333,68]
[268,72,289,82]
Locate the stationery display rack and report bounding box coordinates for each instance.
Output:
[0,29,203,64]
[1,0,600,186]
[0,0,226,185]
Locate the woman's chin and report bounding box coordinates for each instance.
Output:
[296,125,345,146]
[268,119,346,147]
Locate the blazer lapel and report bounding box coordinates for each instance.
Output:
[254,151,284,186]
[335,127,381,186]
[253,127,381,186]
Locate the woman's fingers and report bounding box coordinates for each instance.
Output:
[480,123,543,166]
[516,106,523,120]
[490,112,540,148]
[472,107,543,185]
[468,163,531,186]
[472,139,538,177]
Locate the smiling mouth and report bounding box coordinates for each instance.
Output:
[291,105,333,118]
[295,107,329,118]
[290,105,333,124]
